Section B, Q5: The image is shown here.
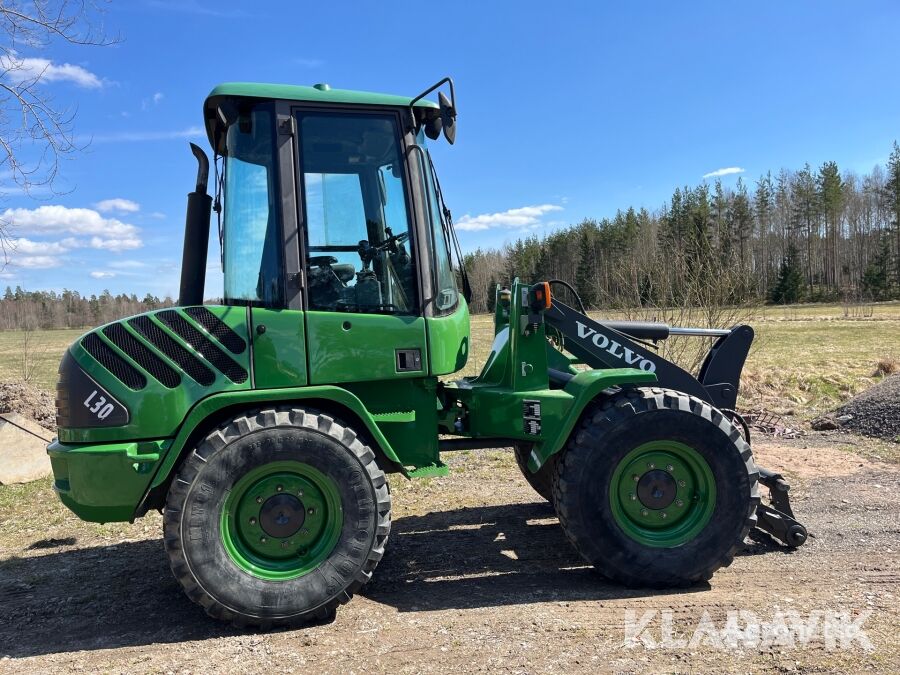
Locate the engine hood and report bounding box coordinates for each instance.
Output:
[56,305,251,444]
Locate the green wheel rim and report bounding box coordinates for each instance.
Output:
[609,440,716,548]
[220,460,343,580]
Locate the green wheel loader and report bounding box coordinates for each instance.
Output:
[48,78,806,628]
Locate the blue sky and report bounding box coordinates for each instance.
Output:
[2,0,898,297]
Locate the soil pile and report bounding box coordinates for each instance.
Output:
[823,374,900,441]
[0,381,56,432]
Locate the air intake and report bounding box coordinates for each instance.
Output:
[102,323,182,389]
[157,310,248,384]
[183,306,247,354]
[81,333,147,390]
[129,315,216,386]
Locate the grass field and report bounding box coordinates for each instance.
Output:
[1,302,898,419]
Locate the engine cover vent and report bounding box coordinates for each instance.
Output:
[157,310,248,384]
[80,333,147,390]
[129,315,216,386]
[102,323,182,389]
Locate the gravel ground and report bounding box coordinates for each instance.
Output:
[0,433,898,673]
[0,382,56,432]
[835,375,900,441]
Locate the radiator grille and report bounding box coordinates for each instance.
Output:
[183,306,247,354]
[102,323,181,388]
[129,315,215,386]
[81,333,146,390]
[157,310,248,384]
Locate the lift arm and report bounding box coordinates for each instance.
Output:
[544,299,753,411]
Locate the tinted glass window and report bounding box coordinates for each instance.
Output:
[299,113,417,314]
[222,105,283,307]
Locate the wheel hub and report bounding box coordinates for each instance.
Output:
[610,441,717,547]
[636,469,676,510]
[259,493,306,538]
[220,461,343,580]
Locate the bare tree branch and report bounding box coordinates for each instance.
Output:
[0,1,119,267]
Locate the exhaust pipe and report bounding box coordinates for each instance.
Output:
[178,143,212,306]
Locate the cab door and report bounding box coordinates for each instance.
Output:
[296,110,428,385]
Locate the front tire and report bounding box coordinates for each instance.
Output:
[514,443,556,502]
[163,407,391,628]
[553,387,759,588]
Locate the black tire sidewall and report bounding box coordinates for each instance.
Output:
[178,425,378,620]
[566,407,751,584]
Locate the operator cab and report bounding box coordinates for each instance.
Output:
[194,80,466,324]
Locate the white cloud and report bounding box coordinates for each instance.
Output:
[9,238,68,255]
[94,198,140,214]
[702,167,745,179]
[89,236,142,252]
[81,126,204,143]
[9,255,61,269]
[0,55,103,88]
[109,260,147,269]
[153,92,164,104]
[455,204,564,232]
[1,206,143,264]
[90,271,117,279]
[3,205,140,239]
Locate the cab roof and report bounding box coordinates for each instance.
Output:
[205,82,439,109]
[203,82,439,153]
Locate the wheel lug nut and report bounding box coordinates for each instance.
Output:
[260,537,267,543]
[307,507,316,515]
[301,528,309,535]
[633,474,640,482]
[676,499,684,507]
[661,512,668,519]
[647,463,655,469]
[249,517,257,525]
[281,541,290,549]
[629,494,636,501]
[298,490,303,497]
[276,485,283,492]
[679,480,686,487]
[256,496,263,503]
[666,464,674,472]
[641,509,649,516]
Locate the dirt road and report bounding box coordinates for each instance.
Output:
[1,433,898,673]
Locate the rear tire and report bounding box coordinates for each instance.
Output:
[553,387,759,587]
[163,407,391,628]
[514,443,556,502]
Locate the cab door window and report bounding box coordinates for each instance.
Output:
[298,112,417,314]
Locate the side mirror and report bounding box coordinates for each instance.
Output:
[410,77,457,145]
[439,92,456,145]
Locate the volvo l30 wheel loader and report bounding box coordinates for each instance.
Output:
[48,78,805,628]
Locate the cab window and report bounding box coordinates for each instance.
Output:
[298,112,417,314]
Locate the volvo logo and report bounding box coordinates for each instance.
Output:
[575,321,657,373]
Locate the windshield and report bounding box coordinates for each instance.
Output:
[221,102,283,307]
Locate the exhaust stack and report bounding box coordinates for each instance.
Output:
[178,143,212,306]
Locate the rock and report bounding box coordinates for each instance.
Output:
[0,412,54,485]
[811,416,840,431]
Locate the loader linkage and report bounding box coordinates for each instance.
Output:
[543,296,808,548]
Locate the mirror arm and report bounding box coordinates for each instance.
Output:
[408,77,456,128]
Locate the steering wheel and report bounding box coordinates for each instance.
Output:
[372,228,409,253]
